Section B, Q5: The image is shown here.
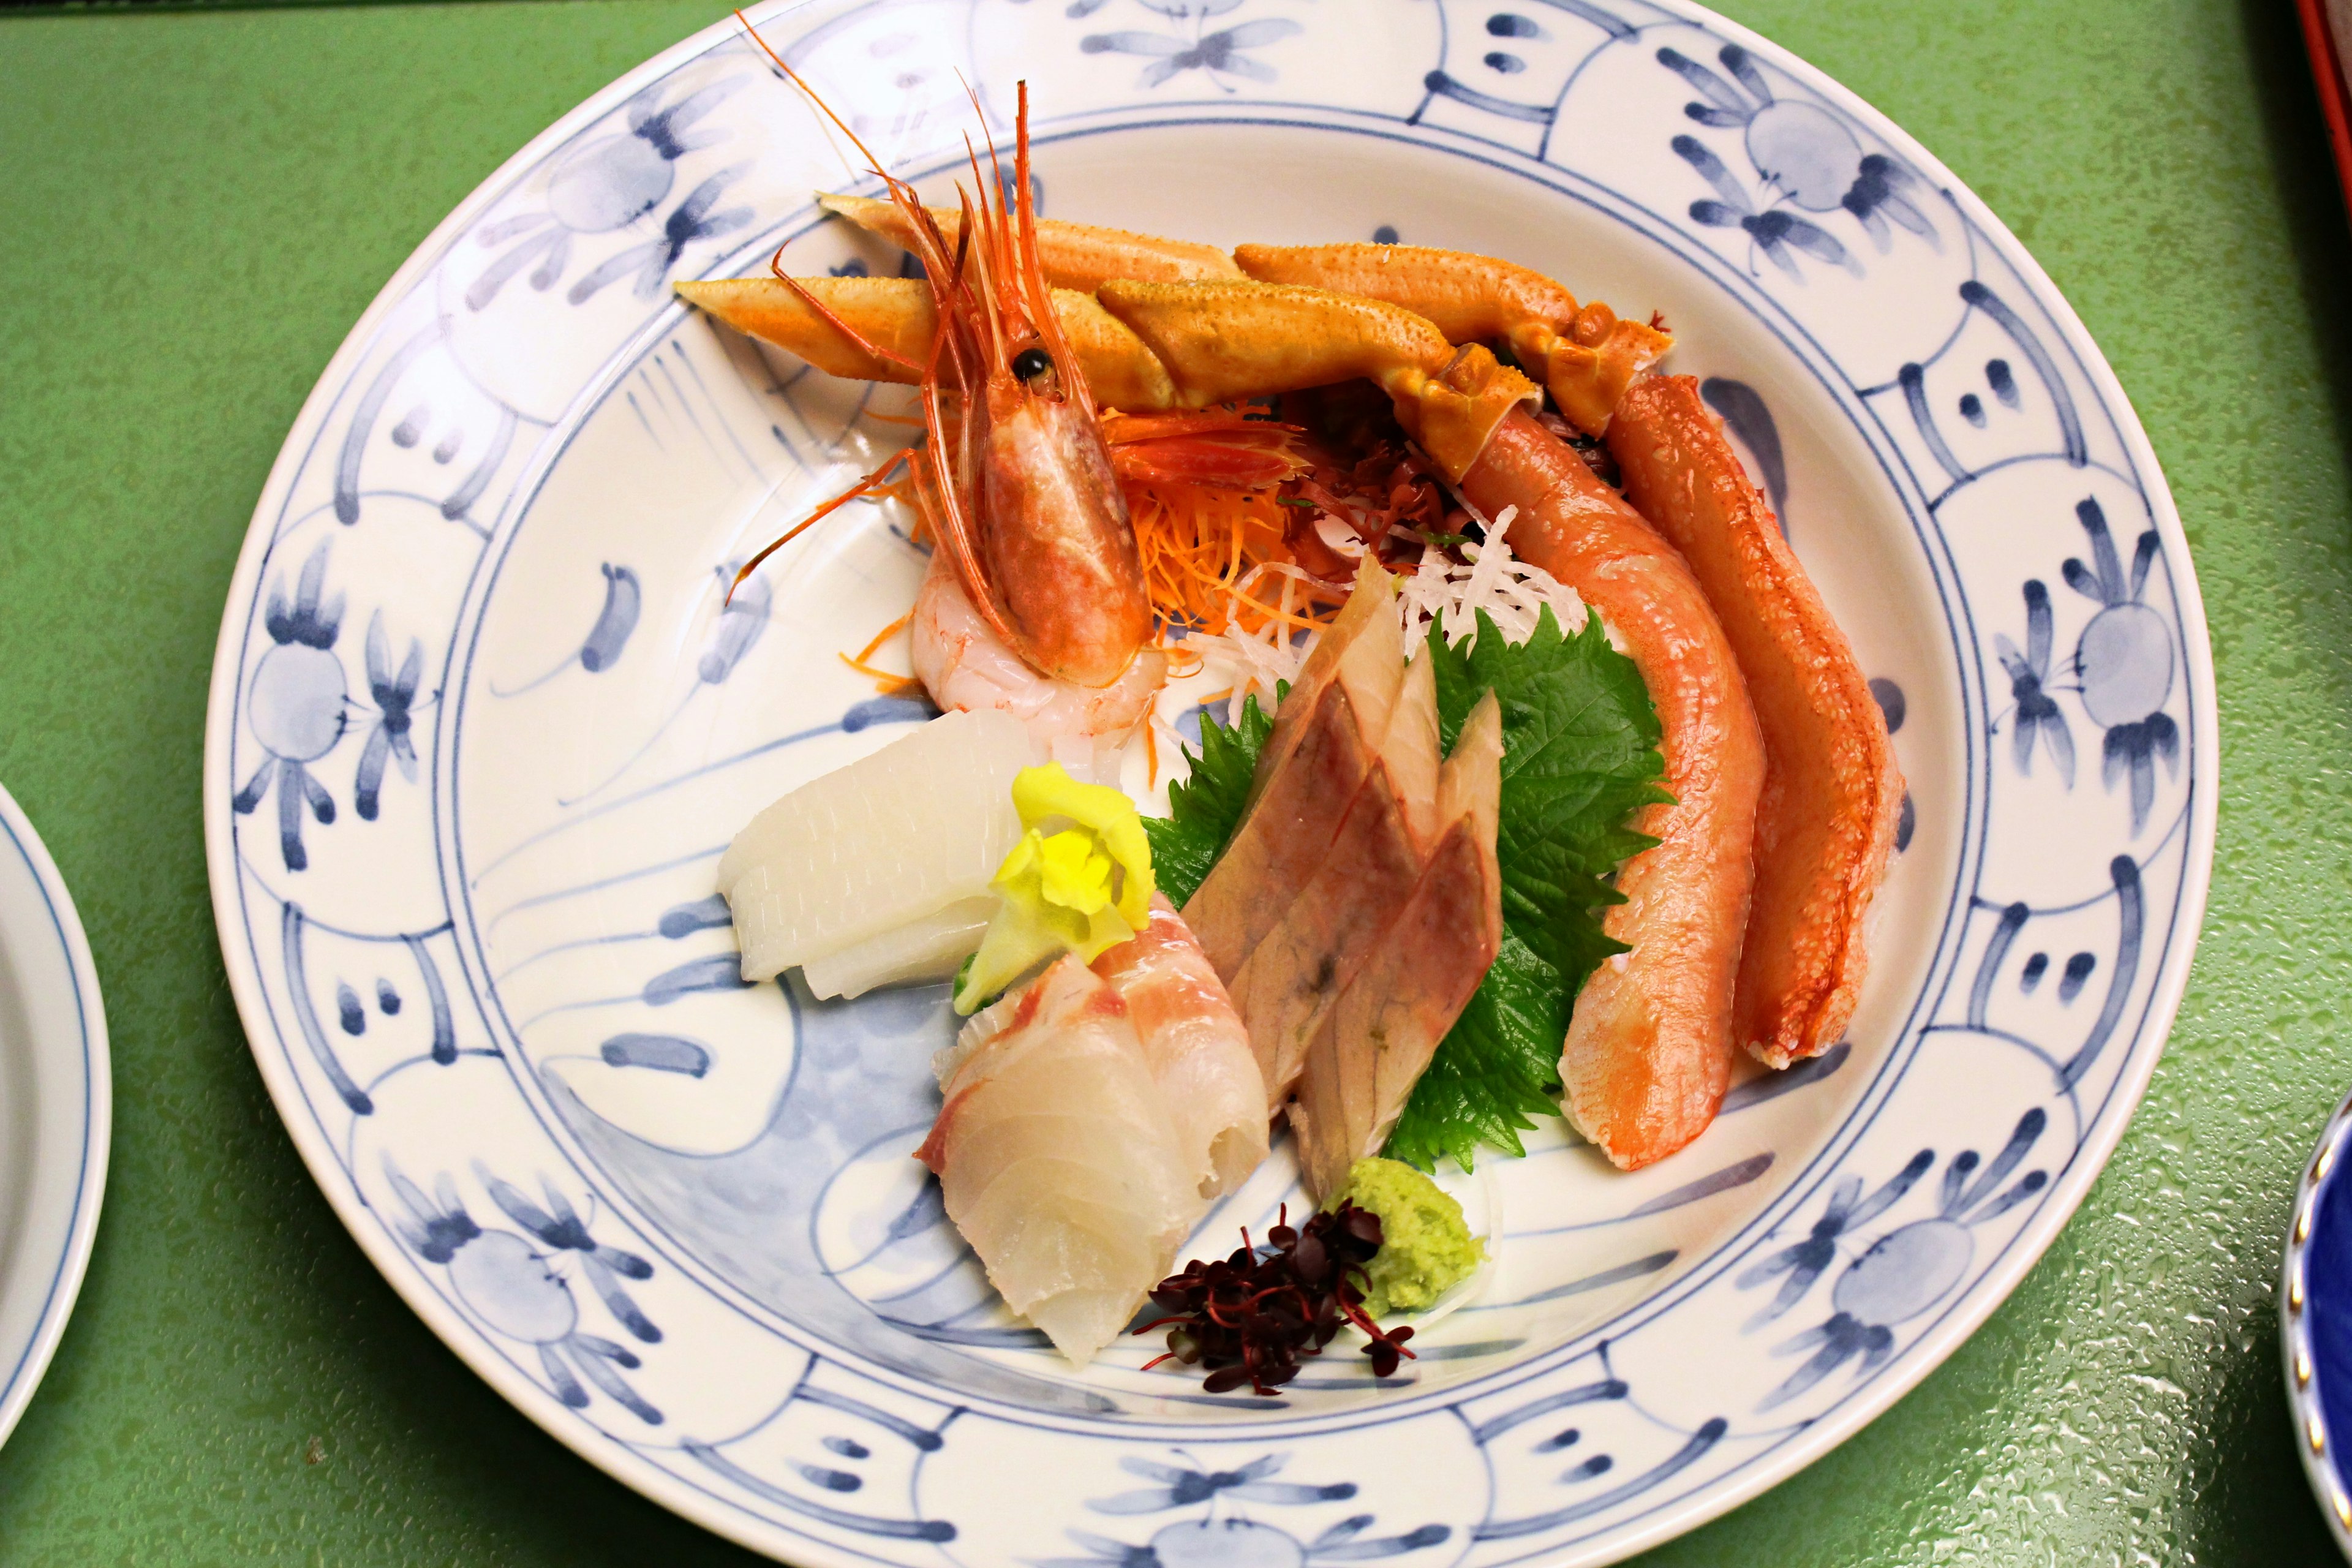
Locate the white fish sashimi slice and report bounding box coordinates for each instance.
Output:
[916,957,1198,1366]
[1092,895,1270,1200]
[718,708,1038,982]
[801,897,995,1000]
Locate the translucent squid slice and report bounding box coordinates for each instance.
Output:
[799,897,996,1001]
[718,709,1039,982]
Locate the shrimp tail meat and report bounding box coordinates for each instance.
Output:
[1607,377,1902,1067]
[1458,409,1764,1171]
[910,552,1169,769]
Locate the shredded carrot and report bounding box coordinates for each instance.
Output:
[839,651,922,696]
[1124,480,1346,643]
[837,610,919,695]
[1097,405,1351,647]
[853,611,914,666]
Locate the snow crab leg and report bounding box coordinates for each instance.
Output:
[1607,377,1902,1068]
[677,274,1541,481]
[1459,409,1765,1171]
[818,199,1670,435]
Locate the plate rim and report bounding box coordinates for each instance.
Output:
[0,782,113,1453]
[198,0,2219,1560]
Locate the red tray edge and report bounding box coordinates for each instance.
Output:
[2294,0,2352,222]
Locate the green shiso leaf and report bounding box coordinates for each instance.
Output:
[1142,692,1276,908]
[1390,606,1668,1168]
[1142,612,1665,1170]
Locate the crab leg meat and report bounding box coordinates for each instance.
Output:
[1459,409,1765,1172]
[1231,244,1670,437]
[817,201,1669,434]
[821,192,1244,289]
[676,276,1540,480]
[1607,377,1901,1067]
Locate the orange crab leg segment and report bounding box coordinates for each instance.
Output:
[1607,377,1902,1068]
[1232,243,1671,437]
[820,194,1244,290]
[1459,408,1764,1171]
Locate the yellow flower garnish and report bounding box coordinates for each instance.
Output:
[954,764,1155,1013]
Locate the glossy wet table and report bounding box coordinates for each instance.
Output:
[1,0,2348,1559]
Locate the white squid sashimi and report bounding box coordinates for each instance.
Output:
[718,708,1039,982]
[917,957,1198,1365]
[1091,894,1270,1200]
[801,897,995,1000]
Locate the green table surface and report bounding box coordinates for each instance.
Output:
[1,0,2348,1560]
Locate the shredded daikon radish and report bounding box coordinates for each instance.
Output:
[1177,560,1328,725]
[1155,511,1585,786]
[1398,507,1586,657]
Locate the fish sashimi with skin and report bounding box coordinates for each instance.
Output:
[1459,408,1765,1172]
[1291,693,1504,1200]
[918,957,1198,1366]
[1091,894,1270,1199]
[1182,682,1378,980]
[1380,649,1443,853]
[1240,565,1396,816]
[1607,377,1902,1068]
[1226,755,1427,1105]
[1184,570,1413,982]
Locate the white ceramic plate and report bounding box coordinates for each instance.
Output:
[0,784,109,1452]
[203,2,2214,1561]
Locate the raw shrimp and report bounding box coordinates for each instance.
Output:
[909,553,1168,773]
[1459,409,1765,1172]
[702,50,1158,705]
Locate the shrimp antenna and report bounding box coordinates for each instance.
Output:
[734,11,891,184]
[727,451,907,603]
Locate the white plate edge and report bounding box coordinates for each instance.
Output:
[0,782,113,1453]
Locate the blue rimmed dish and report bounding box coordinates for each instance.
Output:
[0,783,110,1453]
[2283,1093,2352,1556]
[202,1,2216,1561]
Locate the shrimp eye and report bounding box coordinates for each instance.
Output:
[1011,347,1052,382]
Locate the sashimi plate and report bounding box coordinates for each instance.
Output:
[200,1,2214,1562]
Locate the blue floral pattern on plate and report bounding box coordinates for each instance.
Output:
[202,1,2215,1561]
